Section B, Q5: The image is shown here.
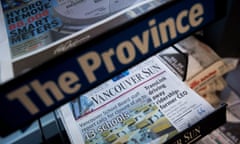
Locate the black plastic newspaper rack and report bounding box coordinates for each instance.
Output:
[167,103,227,144]
[0,0,227,143]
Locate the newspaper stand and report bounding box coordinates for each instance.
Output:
[0,0,227,143]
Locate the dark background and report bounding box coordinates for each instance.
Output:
[202,0,240,58]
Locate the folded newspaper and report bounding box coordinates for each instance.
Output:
[58,51,215,144]
[157,36,237,107]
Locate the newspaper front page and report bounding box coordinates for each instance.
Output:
[59,53,214,144]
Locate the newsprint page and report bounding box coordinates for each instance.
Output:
[59,53,215,144]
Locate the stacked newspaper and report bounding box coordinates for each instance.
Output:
[197,86,240,144]
[58,46,215,144]
[197,59,240,144]
[157,36,238,107]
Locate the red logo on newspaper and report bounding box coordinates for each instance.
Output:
[189,70,217,89]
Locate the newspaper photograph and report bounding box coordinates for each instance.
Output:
[59,54,214,144]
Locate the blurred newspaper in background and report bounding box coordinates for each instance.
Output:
[157,36,238,107]
[0,0,152,60]
[197,61,240,144]
[0,0,169,76]
[197,86,240,144]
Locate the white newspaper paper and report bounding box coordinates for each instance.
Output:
[59,54,214,144]
[0,2,14,83]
